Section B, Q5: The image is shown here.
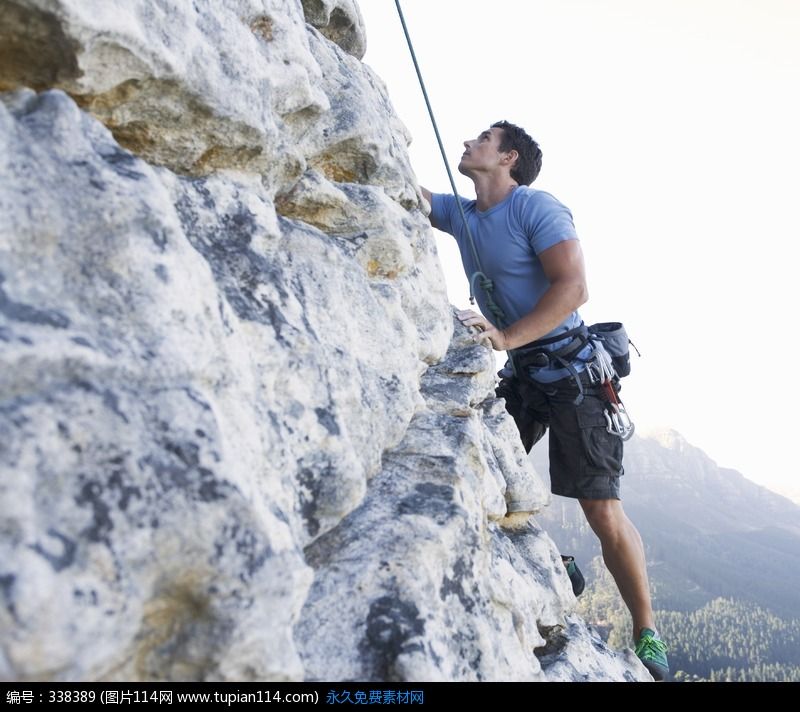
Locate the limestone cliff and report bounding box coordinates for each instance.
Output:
[0,0,648,682]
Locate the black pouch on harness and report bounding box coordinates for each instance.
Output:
[588,322,633,378]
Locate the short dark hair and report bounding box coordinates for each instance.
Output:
[491,120,542,185]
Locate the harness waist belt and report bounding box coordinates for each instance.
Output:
[511,322,589,367]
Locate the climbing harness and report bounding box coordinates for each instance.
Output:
[515,322,638,439]
[513,323,592,403]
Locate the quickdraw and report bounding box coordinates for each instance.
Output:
[587,346,635,441]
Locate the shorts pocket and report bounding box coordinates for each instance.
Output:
[576,402,624,476]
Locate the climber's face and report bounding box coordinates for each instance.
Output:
[458,127,512,177]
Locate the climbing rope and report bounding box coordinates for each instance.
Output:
[393,0,509,332]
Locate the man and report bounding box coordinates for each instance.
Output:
[420,121,669,681]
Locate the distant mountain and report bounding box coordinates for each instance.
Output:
[767,483,800,507]
[532,428,800,619]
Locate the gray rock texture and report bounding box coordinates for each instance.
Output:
[0,0,650,682]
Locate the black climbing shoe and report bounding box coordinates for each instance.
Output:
[561,555,585,597]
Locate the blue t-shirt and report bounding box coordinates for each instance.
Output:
[431,186,590,382]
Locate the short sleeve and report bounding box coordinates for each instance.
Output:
[517,191,578,254]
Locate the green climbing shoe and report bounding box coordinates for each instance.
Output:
[635,628,670,681]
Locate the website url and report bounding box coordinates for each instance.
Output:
[176,691,318,705]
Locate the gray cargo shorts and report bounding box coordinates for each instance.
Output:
[496,371,624,500]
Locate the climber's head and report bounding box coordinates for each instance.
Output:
[458,121,542,186]
[490,121,542,186]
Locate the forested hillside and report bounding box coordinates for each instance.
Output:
[578,562,800,681]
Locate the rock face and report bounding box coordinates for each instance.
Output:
[0,0,648,682]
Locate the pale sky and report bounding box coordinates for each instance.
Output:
[360,0,800,498]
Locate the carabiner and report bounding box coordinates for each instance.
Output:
[603,403,635,441]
